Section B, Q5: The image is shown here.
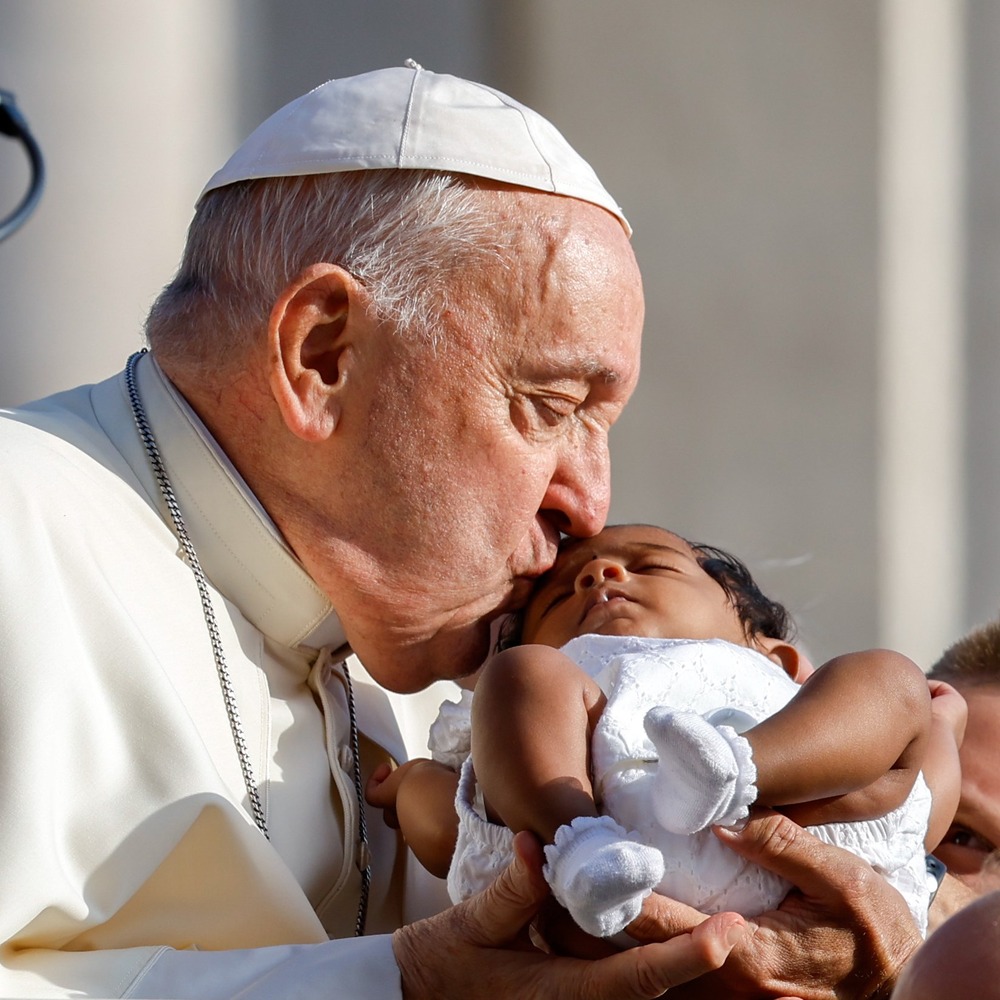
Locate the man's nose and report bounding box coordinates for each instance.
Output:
[575,558,626,592]
[539,434,611,538]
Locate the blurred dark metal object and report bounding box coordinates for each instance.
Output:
[0,89,45,243]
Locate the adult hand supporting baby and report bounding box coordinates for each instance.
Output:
[392,831,747,999]
[627,811,923,999]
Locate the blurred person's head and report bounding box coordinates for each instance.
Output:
[891,889,1000,999]
[929,619,1000,895]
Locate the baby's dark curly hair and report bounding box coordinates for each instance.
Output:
[497,529,794,652]
[687,541,793,643]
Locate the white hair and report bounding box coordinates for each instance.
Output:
[145,170,513,372]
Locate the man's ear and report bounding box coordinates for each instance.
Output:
[756,637,813,682]
[267,263,367,442]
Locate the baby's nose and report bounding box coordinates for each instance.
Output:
[576,559,626,591]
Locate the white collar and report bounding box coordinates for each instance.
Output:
[99,352,347,652]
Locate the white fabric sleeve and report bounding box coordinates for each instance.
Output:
[1,937,401,1000]
[128,936,401,999]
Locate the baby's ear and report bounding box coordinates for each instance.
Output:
[756,637,813,683]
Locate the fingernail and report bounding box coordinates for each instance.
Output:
[725,922,745,947]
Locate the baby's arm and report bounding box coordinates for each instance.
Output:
[748,649,932,828]
[366,642,611,884]
[921,678,966,850]
[471,643,607,840]
[366,759,460,877]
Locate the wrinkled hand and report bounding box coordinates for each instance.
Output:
[625,811,922,999]
[392,831,746,999]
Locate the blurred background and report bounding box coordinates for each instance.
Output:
[1,0,997,670]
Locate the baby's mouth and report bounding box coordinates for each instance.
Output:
[579,587,632,625]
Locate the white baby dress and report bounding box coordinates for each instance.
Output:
[435,635,933,935]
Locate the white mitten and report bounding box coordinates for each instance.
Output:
[542,815,665,938]
[428,689,475,770]
[643,707,758,834]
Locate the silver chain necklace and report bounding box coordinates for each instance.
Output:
[124,349,370,933]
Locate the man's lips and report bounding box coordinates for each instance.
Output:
[508,524,562,601]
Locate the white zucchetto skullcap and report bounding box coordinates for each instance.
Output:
[200,60,630,236]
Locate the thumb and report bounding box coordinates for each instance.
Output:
[460,830,551,947]
[714,810,863,899]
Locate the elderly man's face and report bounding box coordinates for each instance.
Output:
[934,684,1000,895]
[334,192,644,691]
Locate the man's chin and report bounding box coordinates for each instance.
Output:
[360,617,495,694]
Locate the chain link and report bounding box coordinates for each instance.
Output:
[124,350,373,935]
[125,350,269,838]
[343,660,371,935]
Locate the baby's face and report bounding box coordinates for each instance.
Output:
[521,524,750,650]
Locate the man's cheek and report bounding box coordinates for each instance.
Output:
[957,867,1000,896]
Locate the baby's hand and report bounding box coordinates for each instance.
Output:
[367,758,462,876]
[366,758,429,830]
[927,679,968,745]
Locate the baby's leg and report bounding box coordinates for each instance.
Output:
[747,649,931,826]
[472,645,664,937]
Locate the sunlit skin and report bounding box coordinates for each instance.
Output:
[933,684,1000,896]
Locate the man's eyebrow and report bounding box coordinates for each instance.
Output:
[959,788,1000,839]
